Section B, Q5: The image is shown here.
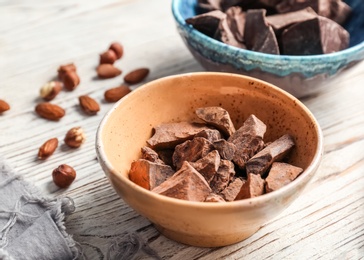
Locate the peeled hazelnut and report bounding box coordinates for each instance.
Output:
[104,85,131,102]
[109,42,123,59]
[38,138,58,160]
[63,71,80,91]
[58,63,77,81]
[0,99,10,113]
[64,127,86,148]
[40,81,62,101]
[100,50,117,64]
[52,164,76,188]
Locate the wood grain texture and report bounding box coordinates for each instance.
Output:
[0,0,364,259]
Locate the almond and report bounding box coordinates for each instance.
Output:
[0,99,10,113]
[38,138,58,160]
[104,85,131,102]
[109,42,124,59]
[35,102,65,120]
[40,81,62,101]
[124,68,149,85]
[97,64,122,79]
[79,95,100,115]
[100,50,117,64]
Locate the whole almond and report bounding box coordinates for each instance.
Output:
[97,64,122,79]
[124,68,149,85]
[38,138,58,160]
[64,127,85,148]
[40,81,62,101]
[58,63,77,80]
[63,71,80,91]
[109,42,123,59]
[35,102,65,120]
[100,50,117,64]
[0,99,10,113]
[104,85,131,102]
[79,95,100,115]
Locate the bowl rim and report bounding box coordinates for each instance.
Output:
[96,72,324,209]
[171,0,364,62]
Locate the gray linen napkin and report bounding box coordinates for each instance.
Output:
[0,157,80,260]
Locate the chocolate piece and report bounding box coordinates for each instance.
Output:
[281,16,349,55]
[205,193,226,202]
[210,159,235,193]
[152,161,211,202]
[225,6,246,43]
[172,137,214,170]
[141,146,164,164]
[328,0,351,25]
[228,114,266,169]
[195,129,222,142]
[235,173,265,200]
[196,106,236,137]
[189,150,221,183]
[276,0,320,14]
[245,134,295,176]
[186,10,226,38]
[198,0,221,11]
[265,162,303,193]
[244,9,279,54]
[259,0,284,8]
[129,159,175,190]
[147,122,210,149]
[220,177,245,201]
[216,15,247,49]
[213,139,236,160]
[156,149,174,167]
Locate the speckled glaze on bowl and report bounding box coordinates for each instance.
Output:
[172,0,364,98]
[96,72,323,247]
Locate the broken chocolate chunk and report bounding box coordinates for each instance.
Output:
[245,134,295,176]
[205,193,226,202]
[216,15,246,49]
[186,10,226,38]
[152,161,212,202]
[147,122,210,149]
[220,177,245,201]
[213,139,236,161]
[172,137,214,170]
[225,6,246,43]
[189,150,221,183]
[156,149,174,167]
[329,0,351,25]
[244,9,280,54]
[195,106,236,137]
[129,159,175,190]
[141,146,165,164]
[265,162,303,193]
[235,173,265,200]
[281,16,349,55]
[195,129,222,142]
[210,159,235,193]
[228,114,266,169]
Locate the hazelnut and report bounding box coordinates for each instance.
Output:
[58,63,77,80]
[100,50,117,64]
[40,81,62,101]
[52,164,76,188]
[64,127,85,148]
[109,42,123,59]
[63,71,80,91]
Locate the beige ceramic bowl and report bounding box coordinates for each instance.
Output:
[96,72,323,247]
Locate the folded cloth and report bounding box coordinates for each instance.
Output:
[0,157,80,260]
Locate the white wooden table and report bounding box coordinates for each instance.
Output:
[1,0,363,259]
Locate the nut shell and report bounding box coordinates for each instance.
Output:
[38,138,58,160]
[52,164,76,188]
[35,102,65,121]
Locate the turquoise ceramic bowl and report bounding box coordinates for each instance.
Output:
[172,0,364,98]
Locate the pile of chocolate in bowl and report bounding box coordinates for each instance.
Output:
[129,107,303,202]
[186,0,351,55]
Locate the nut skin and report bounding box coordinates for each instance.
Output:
[40,81,62,101]
[109,42,123,59]
[104,85,131,102]
[52,164,76,188]
[38,138,58,160]
[0,99,10,113]
[58,63,76,81]
[100,50,117,64]
[96,64,122,79]
[64,127,86,148]
[63,71,80,91]
[124,68,149,85]
[35,102,65,121]
[79,95,100,115]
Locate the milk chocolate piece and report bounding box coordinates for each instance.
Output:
[205,193,226,202]
[152,161,211,202]
[141,146,164,164]
[328,0,351,25]
[244,9,280,54]
[156,149,174,167]
[245,134,295,176]
[216,15,247,49]
[195,129,222,142]
[220,177,245,201]
[213,139,236,160]
[186,10,226,38]
[228,114,266,169]
[195,107,236,137]
[225,6,246,43]
[129,159,175,190]
[259,0,284,8]
[281,16,349,55]
[210,159,235,193]
[189,150,221,183]
[172,137,214,170]
[147,122,210,149]
[235,173,265,200]
[198,0,221,11]
[265,162,303,193]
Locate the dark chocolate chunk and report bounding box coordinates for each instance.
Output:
[265,162,303,193]
[220,177,245,201]
[216,16,247,49]
[328,0,351,25]
[213,139,236,161]
[225,6,246,43]
[186,10,226,38]
[245,134,295,176]
[228,114,266,169]
[281,16,349,55]
[235,173,265,200]
[205,193,226,202]
[129,159,175,190]
[259,0,284,8]
[189,150,221,183]
[141,146,165,164]
[197,0,221,11]
[210,159,236,193]
[195,129,222,142]
[156,149,174,167]
[152,161,212,202]
[244,9,280,54]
